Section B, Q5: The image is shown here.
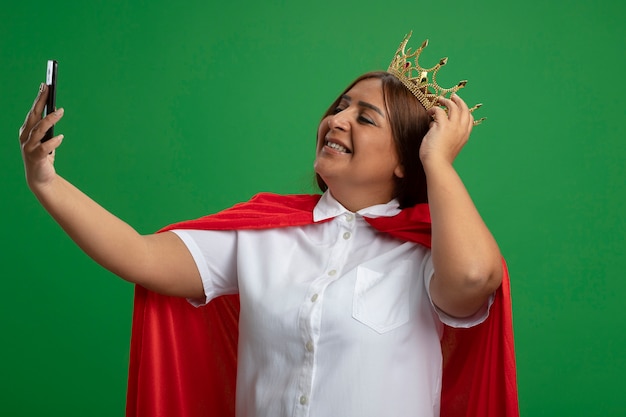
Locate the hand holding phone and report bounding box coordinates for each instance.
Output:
[42,59,58,142]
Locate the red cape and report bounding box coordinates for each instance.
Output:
[126,193,519,417]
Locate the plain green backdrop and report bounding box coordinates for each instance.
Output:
[2,1,625,416]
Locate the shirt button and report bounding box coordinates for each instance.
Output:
[328,270,337,276]
[306,341,314,352]
[311,293,319,302]
[300,395,308,405]
[343,231,351,240]
[345,213,354,221]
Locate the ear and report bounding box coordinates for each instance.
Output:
[394,164,405,178]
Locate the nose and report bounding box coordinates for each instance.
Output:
[328,111,350,131]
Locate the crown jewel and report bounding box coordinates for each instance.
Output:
[387,31,484,124]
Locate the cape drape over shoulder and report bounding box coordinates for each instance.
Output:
[126,193,519,417]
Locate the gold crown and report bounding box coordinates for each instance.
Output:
[387,31,484,124]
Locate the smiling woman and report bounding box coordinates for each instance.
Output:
[315,77,404,213]
[19,32,517,417]
[315,71,431,210]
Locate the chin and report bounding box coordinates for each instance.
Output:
[313,159,323,177]
[313,160,329,180]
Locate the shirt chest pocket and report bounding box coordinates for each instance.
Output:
[352,260,414,334]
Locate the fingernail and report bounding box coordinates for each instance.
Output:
[39,83,45,93]
[56,108,64,116]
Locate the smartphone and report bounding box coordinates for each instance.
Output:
[42,59,58,142]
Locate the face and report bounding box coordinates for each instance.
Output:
[314,78,404,208]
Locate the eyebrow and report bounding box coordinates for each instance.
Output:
[341,94,384,117]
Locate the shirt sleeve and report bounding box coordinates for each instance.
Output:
[170,229,239,307]
[422,251,494,329]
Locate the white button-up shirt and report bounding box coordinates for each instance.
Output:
[172,192,489,417]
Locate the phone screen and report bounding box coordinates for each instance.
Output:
[42,59,58,142]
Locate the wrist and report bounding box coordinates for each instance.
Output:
[420,153,454,173]
[28,172,61,198]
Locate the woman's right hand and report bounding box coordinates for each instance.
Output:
[17,83,204,298]
[19,83,65,189]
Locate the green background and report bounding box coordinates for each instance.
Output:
[2,1,625,415]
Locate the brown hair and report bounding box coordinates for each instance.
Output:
[316,71,431,208]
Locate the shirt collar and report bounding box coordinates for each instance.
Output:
[313,191,402,222]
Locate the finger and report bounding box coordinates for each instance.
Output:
[20,83,49,140]
[25,133,64,158]
[428,106,448,127]
[27,108,65,147]
[436,95,460,122]
[448,94,466,119]
[449,94,472,127]
[40,134,64,156]
[450,93,469,113]
[451,94,474,134]
[436,95,454,111]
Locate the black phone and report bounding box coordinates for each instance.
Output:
[42,59,58,142]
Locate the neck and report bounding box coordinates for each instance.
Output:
[327,186,394,213]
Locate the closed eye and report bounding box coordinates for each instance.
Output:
[358,114,375,125]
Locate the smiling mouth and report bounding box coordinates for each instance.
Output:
[325,141,351,154]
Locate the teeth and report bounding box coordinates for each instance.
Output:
[326,141,349,153]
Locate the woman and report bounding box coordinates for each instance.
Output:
[19,40,511,417]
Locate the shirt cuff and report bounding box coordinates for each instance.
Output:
[170,229,211,307]
[423,256,494,329]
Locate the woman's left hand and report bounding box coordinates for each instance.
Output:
[419,94,474,166]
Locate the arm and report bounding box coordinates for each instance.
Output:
[420,94,503,318]
[19,84,203,298]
